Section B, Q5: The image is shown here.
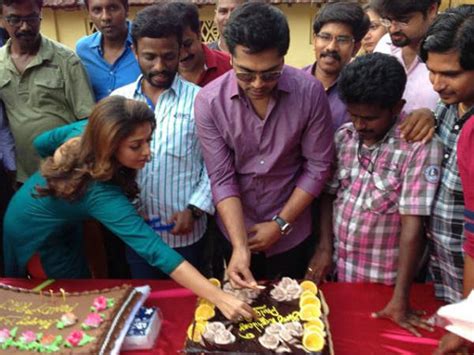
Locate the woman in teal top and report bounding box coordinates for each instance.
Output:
[3,96,254,321]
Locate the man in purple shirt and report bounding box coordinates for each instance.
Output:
[195,2,334,288]
[303,2,369,131]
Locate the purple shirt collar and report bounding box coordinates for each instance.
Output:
[302,62,351,130]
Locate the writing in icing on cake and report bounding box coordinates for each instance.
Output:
[0,301,79,331]
[0,300,78,316]
[237,305,300,339]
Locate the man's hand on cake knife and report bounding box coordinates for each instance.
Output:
[228,247,258,290]
[248,222,281,252]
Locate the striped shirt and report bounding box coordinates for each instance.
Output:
[327,122,442,285]
[429,103,474,303]
[112,75,214,248]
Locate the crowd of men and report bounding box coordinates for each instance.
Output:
[0,0,473,352]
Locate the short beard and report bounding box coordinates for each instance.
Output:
[390,33,411,47]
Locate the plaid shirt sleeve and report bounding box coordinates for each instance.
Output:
[399,137,443,216]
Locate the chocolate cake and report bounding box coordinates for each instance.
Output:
[184,278,334,354]
[0,284,142,353]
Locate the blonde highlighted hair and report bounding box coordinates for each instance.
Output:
[37,96,156,201]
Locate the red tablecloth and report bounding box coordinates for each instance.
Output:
[0,278,450,354]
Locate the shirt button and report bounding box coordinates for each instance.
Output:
[454,125,459,130]
[444,153,450,159]
[260,160,264,165]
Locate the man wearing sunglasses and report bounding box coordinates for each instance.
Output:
[372,0,440,119]
[195,2,334,288]
[0,0,94,185]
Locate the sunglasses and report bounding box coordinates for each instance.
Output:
[234,70,282,83]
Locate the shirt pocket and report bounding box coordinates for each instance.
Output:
[365,170,401,214]
[162,113,196,158]
[32,76,65,108]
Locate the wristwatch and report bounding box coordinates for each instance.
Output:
[272,215,293,235]
[187,204,204,220]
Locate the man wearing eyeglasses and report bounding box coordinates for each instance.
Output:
[195,3,334,288]
[0,0,94,185]
[304,2,370,131]
[318,53,442,336]
[372,0,440,118]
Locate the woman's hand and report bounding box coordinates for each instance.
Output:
[214,290,257,322]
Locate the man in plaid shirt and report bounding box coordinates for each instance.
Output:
[314,53,442,336]
[419,5,474,306]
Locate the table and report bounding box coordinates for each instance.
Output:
[0,278,451,354]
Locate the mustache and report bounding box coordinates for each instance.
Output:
[180,54,193,62]
[321,51,341,62]
[16,31,36,38]
[148,70,173,78]
[391,31,406,37]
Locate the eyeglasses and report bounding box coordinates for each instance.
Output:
[379,17,410,29]
[369,22,383,31]
[4,15,42,27]
[315,33,355,47]
[234,70,282,83]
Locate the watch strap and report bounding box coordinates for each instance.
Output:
[187,204,204,220]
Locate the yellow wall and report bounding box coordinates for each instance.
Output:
[440,0,474,10]
[40,4,318,67]
[40,0,473,67]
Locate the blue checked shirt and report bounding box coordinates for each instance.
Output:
[111,75,214,248]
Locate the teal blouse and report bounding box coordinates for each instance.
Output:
[3,121,184,278]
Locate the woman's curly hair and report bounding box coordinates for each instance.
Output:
[36,96,156,201]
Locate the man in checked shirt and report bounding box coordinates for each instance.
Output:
[310,53,443,336]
